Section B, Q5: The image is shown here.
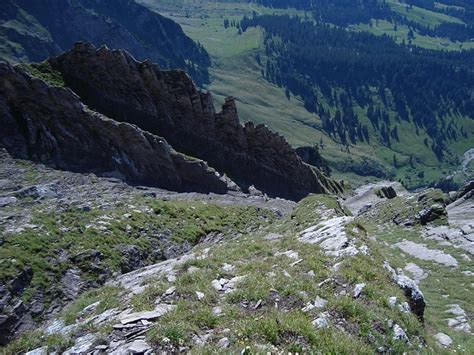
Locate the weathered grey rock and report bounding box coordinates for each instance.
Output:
[384,262,425,321]
[275,250,299,260]
[0,178,18,191]
[128,339,152,354]
[376,186,397,199]
[217,337,230,349]
[193,333,212,347]
[357,203,372,215]
[312,312,330,329]
[211,276,245,293]
[64,333,98,354]
[119,304,176,324]
[264,233,283,241]
[344,181,406,215]
[25,346,48,355]
[14,185,58,200]
[60,269,83,301]
[299,216,356,257]
[111,253,196,293]
[164,286,176,296]
[395,241,458,267]
[446,316,471,333]
[212,306,223,316]
[353,283,366,299]
[416,204,447,225]
[403,263,427,285]
[222,263,235,272]
[393,324,409,342]
[0,196,17,207]
[302,296,328,312]
[88,308,121,326]
[0,267,33,346]
[44,319,77,336]
[80,301,100,317]
[399,302,411,313]
[109,339,152,354]
[434,333,452,347]
[117,245,147,273]
[446,304,466,316]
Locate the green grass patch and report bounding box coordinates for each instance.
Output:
[19,61,65,87]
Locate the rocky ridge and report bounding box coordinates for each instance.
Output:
[0,63,230,194]
[48,42,342,200]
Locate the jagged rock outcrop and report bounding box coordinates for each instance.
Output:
[384,262,426,321]
[48,43,341,200]
[0,267,34,346]
[0,63,230,193]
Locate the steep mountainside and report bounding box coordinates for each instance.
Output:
[0,43,342,345]
[140,0,474,189]
[47,43,341,199]
[0,63,229,194]
[1,151,472,352]
[0,0,210,84]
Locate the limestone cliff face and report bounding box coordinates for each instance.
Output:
[0,63,229,194]
[50,43,342,199]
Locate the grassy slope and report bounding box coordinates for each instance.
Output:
[5,195,445,354]
[386,0,464,27]
[351,19,474,51]
[357,193,474,351]
[0,7,53,63]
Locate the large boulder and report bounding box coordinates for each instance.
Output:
[416,204,447,225]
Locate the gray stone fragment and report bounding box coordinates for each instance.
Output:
[353,283,366,298]
[434,333,452,347]
[64,334,97,354]
[217,337,230,349]
[0,196,17,207]
[388,296,397,307]
[395,241,458,267]
[312,312,330,328]
[119,304,176,324]
[392,324,409,342]
[212,306,223,316]
[25,347,48,355]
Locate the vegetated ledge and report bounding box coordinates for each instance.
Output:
[47,42,343,200]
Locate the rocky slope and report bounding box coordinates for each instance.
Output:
[0,150,289,347]
[0,0,210,84]
[0,63,230,194]
[2,148,472,352]
[48,43,341,200]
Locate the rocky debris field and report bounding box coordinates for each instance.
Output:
[1,151,473,353]
[0,150,291,347]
